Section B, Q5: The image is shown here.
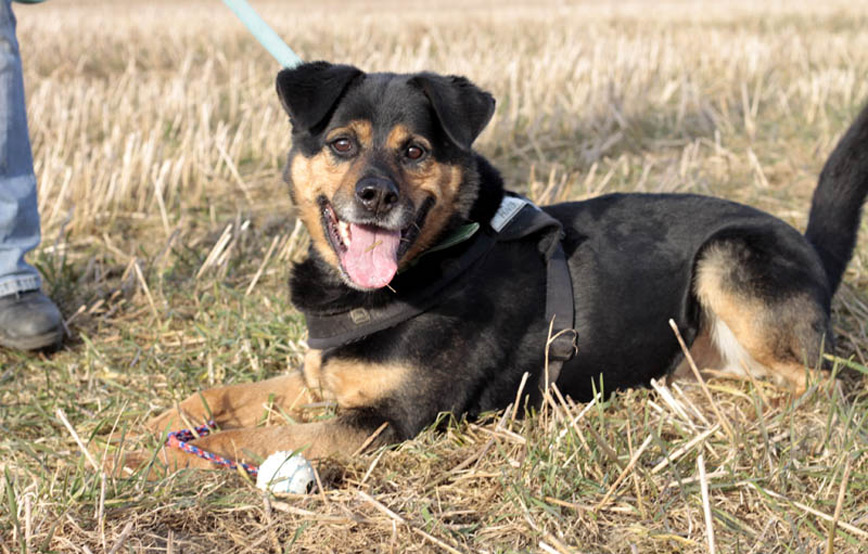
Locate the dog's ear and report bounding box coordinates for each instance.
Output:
[410,73,495,150]
[276,61,363,132]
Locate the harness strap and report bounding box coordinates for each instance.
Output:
[491,196,579,388]
[543,241,579,388]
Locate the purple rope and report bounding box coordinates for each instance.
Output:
[166,420,259,477]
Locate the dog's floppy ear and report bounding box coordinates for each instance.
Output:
[410,73,495,150]
[276,61,363,132]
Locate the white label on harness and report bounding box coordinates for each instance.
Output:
[490,196,531,232]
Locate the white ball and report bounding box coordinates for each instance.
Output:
[256,451,316,494]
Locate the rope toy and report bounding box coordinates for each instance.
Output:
[166,421,259,477]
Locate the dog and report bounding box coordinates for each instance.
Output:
[139,61,868,472]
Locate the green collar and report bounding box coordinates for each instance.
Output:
[399,222,480,273]
[423,222,480,255]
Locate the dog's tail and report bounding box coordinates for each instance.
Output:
[805,101,868,295]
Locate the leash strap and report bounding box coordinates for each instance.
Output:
[166,420,259,477]
[222,0,303,68]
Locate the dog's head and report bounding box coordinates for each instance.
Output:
[276,61,495,291]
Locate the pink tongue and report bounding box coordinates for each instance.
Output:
[341,224,401,289]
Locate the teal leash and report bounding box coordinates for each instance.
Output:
[222,0,302,68]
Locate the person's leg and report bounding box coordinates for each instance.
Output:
[0,0,61,351]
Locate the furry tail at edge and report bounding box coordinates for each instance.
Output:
[805,101,868,295]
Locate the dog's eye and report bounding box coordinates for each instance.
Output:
[330,138,355,155]
[405,145,426,161]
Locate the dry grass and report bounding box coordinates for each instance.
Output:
[2,0,868,552]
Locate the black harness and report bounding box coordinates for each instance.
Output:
[303,195,579,389]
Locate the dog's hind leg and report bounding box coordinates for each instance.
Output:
[692,238,831,393]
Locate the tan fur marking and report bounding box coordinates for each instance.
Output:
[290,153,343,268]
[146,371,313,432]
[697,283,774,362]
[319,358,409,408]
[302,349,325,398]
[694,243,816,392]
[697,246,780,363]
[403,164,464,263]
[671,327,722,380]
[386,124,411,151]
[385,124,431,152]
[383,123,465,264]
[289,121,374,269]
[304,350,408,408]
[328,120,373,149]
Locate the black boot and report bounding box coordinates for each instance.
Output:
[0,290,63,351]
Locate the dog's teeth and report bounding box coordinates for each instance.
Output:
[339,221,351,245]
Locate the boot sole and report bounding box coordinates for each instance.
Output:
[0,328,63,352]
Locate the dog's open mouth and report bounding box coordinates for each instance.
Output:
[321,201,420,290]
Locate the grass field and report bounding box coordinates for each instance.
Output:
[2,0,868,552]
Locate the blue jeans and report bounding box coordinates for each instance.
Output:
[0,0,41,297]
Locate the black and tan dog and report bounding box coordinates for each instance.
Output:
[142,62,868,471]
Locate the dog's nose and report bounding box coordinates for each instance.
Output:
[355,177,399,215]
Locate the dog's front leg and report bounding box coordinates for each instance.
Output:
[150,414,392,472]
[147,371,314,433]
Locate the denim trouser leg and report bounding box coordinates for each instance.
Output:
[0,0,41,297]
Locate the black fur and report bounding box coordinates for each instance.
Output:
[547,194,832,399]
[279,62,868,441]
[806,105,868,294]
[276,62,362,135]
[408,73,496,150]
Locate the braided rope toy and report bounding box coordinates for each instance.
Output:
[166,420,259,477]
